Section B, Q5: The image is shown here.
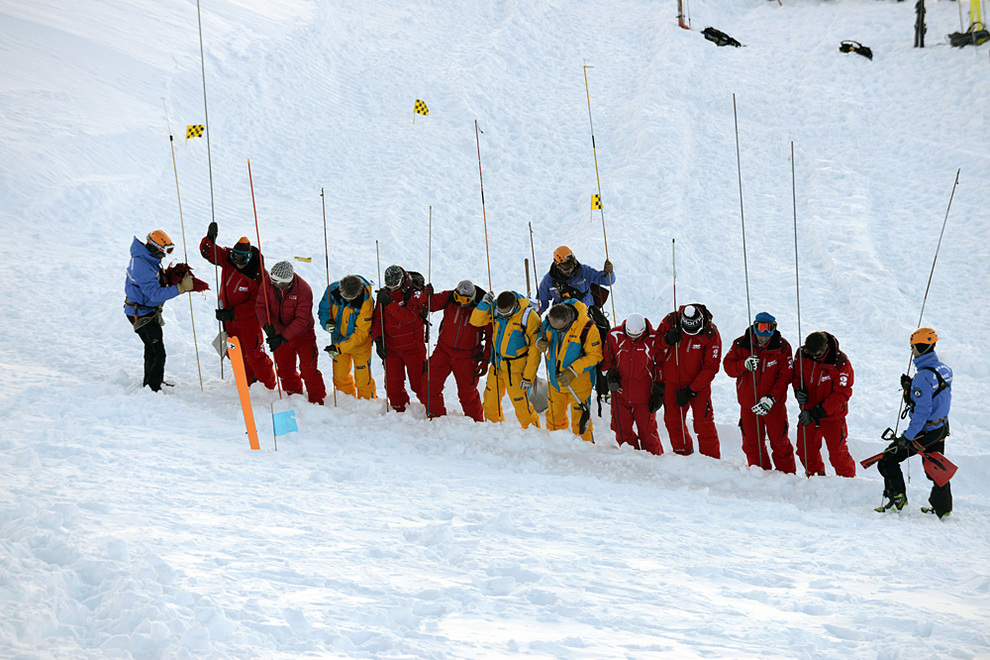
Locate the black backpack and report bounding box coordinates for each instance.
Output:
[949,22,989,47]
[703,27,742,48]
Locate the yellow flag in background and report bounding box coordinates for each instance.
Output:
[414,99,429,116]
[591,194,602,210]
[186,125,204,139]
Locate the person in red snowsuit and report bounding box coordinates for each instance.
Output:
[372,265,429,412]
[656,304,722,458]
[601,313,664,455]
[723,311,796,473]
[200,223,276,389]
[425,280,491,421]
[255,260,326,404]
[792,331,856,477]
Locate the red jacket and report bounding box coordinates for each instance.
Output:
[601,319,662,405]
[372,273,427,352]
[430,289,491,359]
[793,332,853,421]
[200,237,264,324]
[723,329,794,406]
[255,272,315,340]
[655,305,722,393]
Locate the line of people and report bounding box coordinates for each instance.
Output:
[124,226,954,510]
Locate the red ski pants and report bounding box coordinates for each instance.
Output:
[426,346,484,421]
[795,418,856,477]
[662,388,720,458]
[738,404,796,473]
[273,331,326,404]
[227,319,276,389]
[610,396,662,455]
[383,345,427,411]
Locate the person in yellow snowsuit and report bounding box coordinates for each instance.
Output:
[470,291,541,428]
[318,275,377,399]
[524,299,603,442]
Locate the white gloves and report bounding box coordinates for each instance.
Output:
[744,355,760,372]
[751,396,774,416]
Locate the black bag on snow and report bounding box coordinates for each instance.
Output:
[948,23,990,47]
[839,40,874,60]
[702,27,742,48]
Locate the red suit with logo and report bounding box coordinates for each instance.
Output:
[792,333,856,477]
[426,289,490,421]
[372,274,428,411]
[723,328,796,473]
[255,272,326,404]
[601,320,663,455]
[200,237,276,389]
[655,305,722,458]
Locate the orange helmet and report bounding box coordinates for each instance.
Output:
[910,327,938,345]
[553,245,575,264]
[146,230,174,256]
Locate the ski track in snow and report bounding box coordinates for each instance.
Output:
[2,0,990,657]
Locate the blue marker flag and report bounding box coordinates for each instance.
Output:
[272,410,298,437]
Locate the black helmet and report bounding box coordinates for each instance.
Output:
[384,265,405,290]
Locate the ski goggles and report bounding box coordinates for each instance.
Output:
[230,248,252,266]
[453,290,473,306]
[754,322,776,337]
[556,256,577,271]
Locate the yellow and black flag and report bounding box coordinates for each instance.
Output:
[186,124,204,139]
[591,194,602,210]
[414,99,429,116]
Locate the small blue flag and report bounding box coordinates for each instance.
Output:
[272,410,298,437]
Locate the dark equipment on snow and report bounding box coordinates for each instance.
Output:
[839,40,873,60]
[860,427,957,487]
[948,22,990,47]
[914,0,926,48]
[702,27,742,48]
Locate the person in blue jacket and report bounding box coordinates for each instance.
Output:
[536,245,615,314]
[124,230,193,391]
[876,327,953,518]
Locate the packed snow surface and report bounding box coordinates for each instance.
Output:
[2,0,989,657]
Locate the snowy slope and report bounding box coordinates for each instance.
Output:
[2,0,989,657]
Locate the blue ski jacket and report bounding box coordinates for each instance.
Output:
[905,350,952,440]
[537,262,614,313]
[124,237,179,318]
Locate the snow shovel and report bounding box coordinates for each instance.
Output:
[212,330,228,358]
[912,441,957,487]
[527,376,549,414]
[566,384,592,436]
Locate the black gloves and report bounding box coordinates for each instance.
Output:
[900,373,912,391]
[474,361,488,379]
[794,387,809,405]
[324,344,340,358]
[798,405,826,426]
[664,327,682,346]
[263,323,275,337]
[375,337,387,361]
[606,370,621,393]
[376,289,393,307]
[895,434,912,452]
[266,334,287,352]
[207,221,218,242]
[675,386,696,408]
[648,382,665,413]
[215,308,235,322]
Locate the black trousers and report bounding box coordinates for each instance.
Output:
[129,314,166,391]
[877,425,951,516]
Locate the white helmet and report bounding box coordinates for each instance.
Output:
[625,313,646,339]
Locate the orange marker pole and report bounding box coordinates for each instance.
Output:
[227,336,260,450]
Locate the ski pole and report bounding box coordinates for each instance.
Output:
[791,141,808,473]
[196,0,222,379]
[893,168,960,435]
[582,64,617,321]
[321,188,337,408]
[248,159,282,399]
[528,221,540,300]
[161,98,204,391]
[672,239,688,453]
[426,205,433,417]
[475,121,493,292]
[525,259,531,299]
[733,94,763,468]
[375,240,390,413]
